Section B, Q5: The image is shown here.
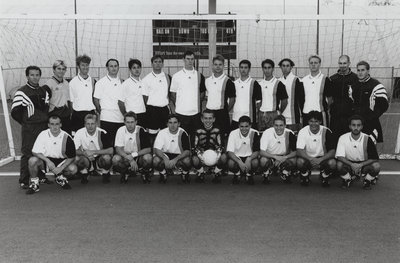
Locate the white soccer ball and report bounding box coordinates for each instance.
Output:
[202,149,219,166]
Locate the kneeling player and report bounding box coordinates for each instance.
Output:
[74,114,113,184]
[27,115,77,194]
[153,114,191,183]
[296,111,336,187]
[192,109,227,183]
[112,112,152,183]
[226,115,260,185]
[259,115,297,184]
[336,115,380,190]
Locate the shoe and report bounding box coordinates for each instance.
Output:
[319,171,330,187]
[141,172,151,184]
[26,183,39,195]
[55,175,71,190]
[363,179,372,190]
[120,173,128,184]
[245,175,254,185]
[300,172,310,186]
[371,176,378,185]
[262,170,272,184]
[279,170,291,184]
[181,172,190,184]
[80,173,89,184]
[195,172,205,183]
[39,177,54,185]
[102,172,111,184]
[159,172,168,184]
[211,173,222,184]
[232,174,240,184]
[20,182,29,190]
[61,182,72,190]
[341,179,352,189]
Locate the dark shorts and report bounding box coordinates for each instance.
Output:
[71,110,96,134]
[258,110,279,132]
[100,121,124,147]
[177,113,201,136]
[136,112,147,129]
[146,105,170,134]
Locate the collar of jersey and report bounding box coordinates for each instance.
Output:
[130,75,141,83]
[106,74,120,82]
[78,74,90,82]
[238,76,251,84]
[263,76,276,83]
[212,73,225,81]
[183,68,195,75]
[308,71,322,80]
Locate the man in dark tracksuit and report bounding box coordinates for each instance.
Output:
[11,66,52,188]
[329,55,359,141]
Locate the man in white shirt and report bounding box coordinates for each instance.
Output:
[336,115,380,190]
[142,55,172,141]
[231,60,262,130]
[153,114,191,184]
[226,115,260,185]
[300,55,333,127]
[170,51,206,138]
[258,59,288,132]
[205,55,236,137]
[93,58,124,147]
[69,54,96,135]
[259,115,297,184]
[27,115,77,194]
[112,112,152,184]
[118,59,147,128]
[74,114,113,184]
[278,58,304,132]
[296,111,336,187]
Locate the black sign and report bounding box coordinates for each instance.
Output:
[153,45,236,59]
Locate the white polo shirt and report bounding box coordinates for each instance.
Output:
[233,77,259,122]
[120,76,146,114]
[336,132,372,162]
[93,74,124,123]
[142,71,170,107]
[154,127,190,154]
[297,125,333,158]
[170,69,201,116]
[46,77,70,112]
[74,127,108,151]
[258,76,287,112]
[260,127,295,155]
[279,72,297,125]
[69,74,96,111]
[115,125,144,154]
[32,129,75,159]
[226,128,260,157]
[205,74,228,110]
[301,71,326,113]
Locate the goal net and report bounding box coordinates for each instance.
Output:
[1,15,400,162]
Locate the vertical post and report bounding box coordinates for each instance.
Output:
[209,0,217,76]
[341,0,345,55]
[74,0,79,75]
[283,0,286,57]
[391,66,395,101]
[316,0,320,54]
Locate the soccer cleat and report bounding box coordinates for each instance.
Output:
[141,172,151,184]
[245,175,254,185]
[102,172,111,184]
[341,179,352,189]
[319,171,330,187]
[120,173,128,184]
[363,179,372,190]
[300,171,310,186]
[20,182,29,190]
[195,172,206,183]
[55,175,72,190]
[279,170,292,184]
[181,172,191,184]
[61,182,72,190]
[80,173,89,184]
[39,177,54,185]
[159,172,168,184]
[26,183,39,195]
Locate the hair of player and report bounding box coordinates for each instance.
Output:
[105,58,119,67]
[124,111,137,122]
[183,50,195,58]
[356,60,370,70]
[348,114,365,125]
[128,58,142,69]
[52,60,67,70]
[25,65,42,77]
[212,54,225,64]
[238,115,252,124]
[84,113,98,123]
[273,114,286,125]
[339,54,350,63]
[239,59,251,69]
[76,54,91,66]
[48,113,61,123]
[307,111,323,122]
[261,59,275,68]
[151,55,164,63]
[308,55,322,63]
[202,109,215,117]
[167,114,180,123]
[278,58,295,67]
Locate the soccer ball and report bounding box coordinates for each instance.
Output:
[202,150,219,166]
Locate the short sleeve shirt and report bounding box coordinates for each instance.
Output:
[32,129,76,159]
[74,127,111,151]
[226,128,260,157]
[335,132,378,161]
[297,125,335,158]
[69,74,96,111]
[258,77,288,112]
[46,77,70,111]
[115,125,150,154]
[205,74,235,110]
[120,76,146,114]
[301,72,332,113]
[153,127,190,154]
[260,127,296,155]
[142,71,171,107]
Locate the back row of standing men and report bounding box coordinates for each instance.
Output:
[11,51,388,190]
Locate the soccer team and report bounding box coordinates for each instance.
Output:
[11,51,389,194]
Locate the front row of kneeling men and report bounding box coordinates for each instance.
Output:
[25,110,380,194]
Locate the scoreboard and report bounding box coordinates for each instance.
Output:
[152,20,237,59]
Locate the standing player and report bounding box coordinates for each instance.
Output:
[259,115,297,184]
[153,115,192,184]
[329,55,359,140]
[74,114,113,184]
[258,59,288,132]
[336,115,380,190]
[204,55,236,137]
[69,54,96,135]
[118,59,147,127]
[112,112,152,184]
[142,55,172,142]
[170,51,206,137]
[300,55,333,126]
[46,60,72,134]
[192,109,227,183]
[226,115,260,185]
[26,115,77,194]
[278,58,304,132]
[93,58,124,146]
[296,111,336,187]
[11,66,52,189]
[352,61,388,144]
[231,60,262,129]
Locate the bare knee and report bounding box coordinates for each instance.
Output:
[64,163,78,176]
[28,156,40,168]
